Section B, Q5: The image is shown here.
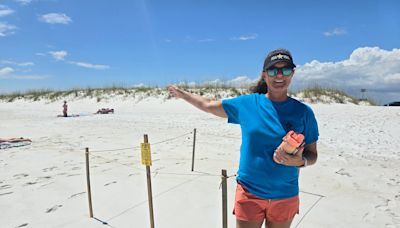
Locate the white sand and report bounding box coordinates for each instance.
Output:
[1,97,400,228]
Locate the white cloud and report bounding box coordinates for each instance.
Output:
[1,60,34,66]
[47,51,110,70]
[69,61,110,70]
[14,0,33,6]
[231,34,257,41]
[0,22,17,36]
[0,66,46,80]
[49,50,68,61]
[228,76,257,86]
[0,5,14,17]
[323,28,347,37]
[0,67,14,76]
[39,13,72,24]
[292,47,400,97]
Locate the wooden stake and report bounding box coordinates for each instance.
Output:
[221,169,227,228]
[191,128,197,171]
[85,147,93,218]
[144,134,155,228]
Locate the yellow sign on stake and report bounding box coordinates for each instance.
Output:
[141,143,152,166]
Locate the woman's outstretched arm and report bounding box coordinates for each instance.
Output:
[168,85,227,118]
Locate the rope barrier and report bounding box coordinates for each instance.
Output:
[89,152,238,179]
[220,173,237,189]
[89,146,140,153]
[88,132,192,153]
[198,132,241,140]
[150,132,192,146]
[154,171,235,178]
[294,195,325,228]
[80,129,326,226]
[300,190,326,198]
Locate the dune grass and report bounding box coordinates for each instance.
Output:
[0,84,375,105]
[294,86,376,105]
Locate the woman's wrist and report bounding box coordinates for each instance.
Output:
[298,156,307,168]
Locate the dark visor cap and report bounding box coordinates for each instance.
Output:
[263,49,296,70]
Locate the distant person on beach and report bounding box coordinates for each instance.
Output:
[0,137,32,143]
[168,48,319,228]
[62,101,68,117]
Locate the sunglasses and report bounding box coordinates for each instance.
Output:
[265,67,294,77]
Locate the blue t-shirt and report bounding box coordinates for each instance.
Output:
[222,93,319,199]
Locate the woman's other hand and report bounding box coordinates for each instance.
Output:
[273,146,304,167]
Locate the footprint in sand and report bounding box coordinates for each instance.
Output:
[101,168,113,172]
[0,192,13,196]
[38,176,52,180]
[13,173,29,179]
[375,198,390,210]
[335,168,352,177]
[0,184,11,190]
[386,180,396,187]
[43,166,57,172]
[46,205,62,213]
[104,181,117,186]
[69,192,85,199]
[39,182,55,188]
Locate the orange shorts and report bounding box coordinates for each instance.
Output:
[233,183,299,222]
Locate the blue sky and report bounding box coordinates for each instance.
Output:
[0,0,399,104]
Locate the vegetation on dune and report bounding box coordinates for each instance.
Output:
[292,86,376,105]
[0,84,376,105]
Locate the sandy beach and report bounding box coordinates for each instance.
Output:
[1,97,399,228]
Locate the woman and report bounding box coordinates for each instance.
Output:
[63,100,68,117]
[168,48,319,228]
